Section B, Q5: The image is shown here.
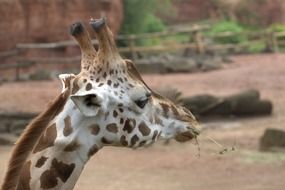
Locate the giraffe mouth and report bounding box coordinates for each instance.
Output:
[174,128,200,142]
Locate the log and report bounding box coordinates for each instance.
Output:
[231,100,272,116]
[224,89,272,116]
[183,95,219,115]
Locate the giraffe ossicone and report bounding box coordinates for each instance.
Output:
[1,18,200,190]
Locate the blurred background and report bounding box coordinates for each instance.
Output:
[0,0,285,190]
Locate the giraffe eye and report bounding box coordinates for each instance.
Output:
[135,97,149,109]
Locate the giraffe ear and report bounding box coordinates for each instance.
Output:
[70,91,102,117]
[59,74,75,92]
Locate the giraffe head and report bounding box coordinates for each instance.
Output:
[63,18,200,149]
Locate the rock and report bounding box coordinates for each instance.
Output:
[221,54,234,64]
[163,58,198,73]
[200,59,223,71]
[182,89,273,117]
[0,133,18,145]
[260,128,285,151]
[135,62,167,74]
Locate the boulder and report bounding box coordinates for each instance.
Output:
[260,128,285,151]
[199,57,223,71]
[135,62,167,74]
[182,89,273,117]
[164,58,198,73]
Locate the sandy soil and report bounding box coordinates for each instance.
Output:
[0,54,285,190]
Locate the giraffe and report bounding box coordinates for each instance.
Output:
[1,18,200,190]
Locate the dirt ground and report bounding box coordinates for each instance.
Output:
[0,54,285,190]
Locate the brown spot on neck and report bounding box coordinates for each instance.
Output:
[120,135,128,146]
[89,124,100,135]
[106,123,118,133]
[51,159,75,182]
[123,118,136,133]
[130,135,139,147]
[63,116,73,137]
[35,156,48,168]
[40,158,75,189]
[33,124,57,153]
[101,137,112,144]
[64,140,80,152]
[138,121,151,136]
[88,144,99,157]
[40,170,58,189]
[85,83,92,91]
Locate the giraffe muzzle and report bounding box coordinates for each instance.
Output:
[175,128,200,142]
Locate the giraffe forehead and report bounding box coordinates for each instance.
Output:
[75,71,142,97]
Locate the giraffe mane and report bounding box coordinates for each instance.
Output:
[1,90,69,190]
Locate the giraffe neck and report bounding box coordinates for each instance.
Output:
[19,99,102,190]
